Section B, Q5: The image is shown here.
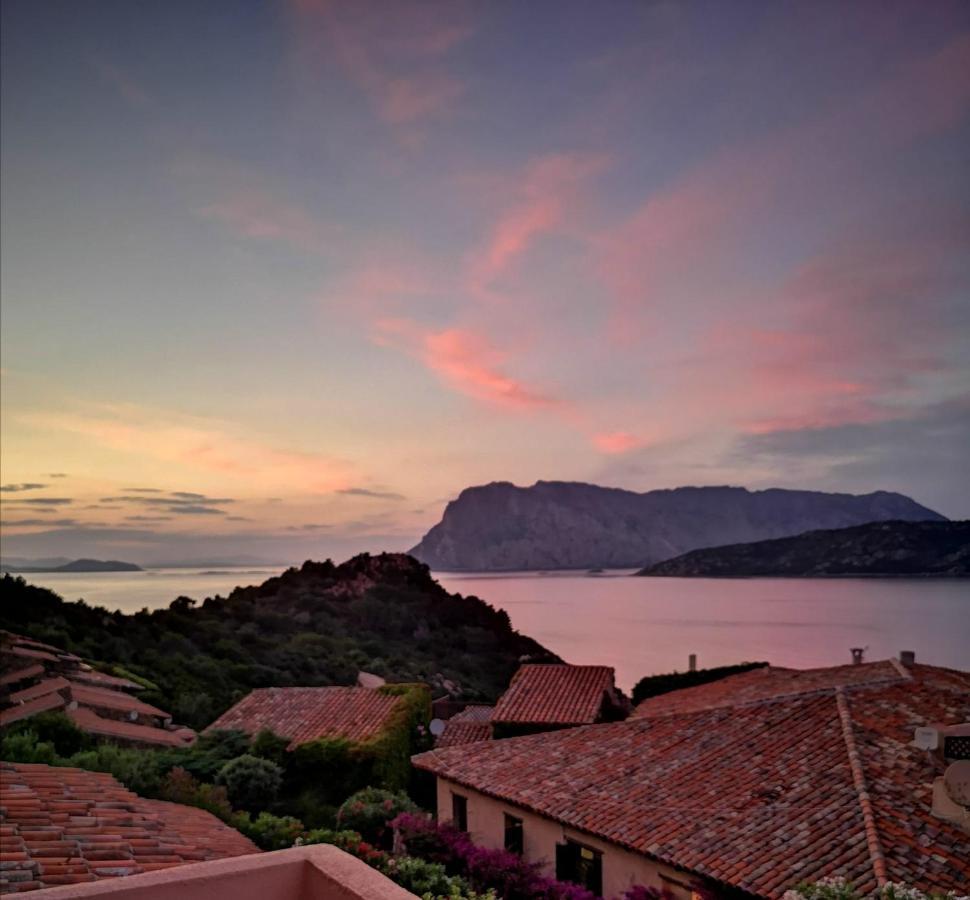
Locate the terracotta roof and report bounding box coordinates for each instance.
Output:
[0,762,258,894]
[0,692,67,726]
[492,665,615,725]
[8,677,71,704]
[206,687,405,749]
[67,682,169,719]
[414,663,970,898]
[70,669,143,692]
[0,665,45,687]
[435,721,492,749]
[451,705,494,724]
[66,708,195,748]
[632,660,904,718]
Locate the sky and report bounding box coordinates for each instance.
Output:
[2,0,969,565]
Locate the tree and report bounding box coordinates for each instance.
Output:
[216,754,283,811]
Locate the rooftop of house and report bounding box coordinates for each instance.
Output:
[491,664,617,726]
[413,661,970,898]
[0,632,194,747]
[435,704,494,749]
[631,659,906,718]
[0,762,259,894]
[205,686,405,749]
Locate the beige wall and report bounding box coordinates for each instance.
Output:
[435,778,700,900]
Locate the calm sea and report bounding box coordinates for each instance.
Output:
[13,567,969,691]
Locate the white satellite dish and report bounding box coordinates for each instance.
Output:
[429,718,446,737]
[943,760,970,807]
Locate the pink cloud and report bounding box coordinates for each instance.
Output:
[197,187,341,254]
[374,319,559,411]
[597,32,970,344]
[591,431,641,454]
[471,153,609,292]
[288,0,473,133]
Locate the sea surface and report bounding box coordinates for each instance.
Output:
[12,567,968,691]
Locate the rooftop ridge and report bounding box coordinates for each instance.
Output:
[835,687,888,888]
[889,657,914,680]
[637,670,907,719]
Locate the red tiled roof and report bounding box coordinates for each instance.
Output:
[0,692,66,726]
[0,762,258,894]
[206,687,405,749]
[70,669,143,692]
[66,708,195,748]
[67,681,169,719]
[436,721,492,749]
[0,665,45,687]
[492,665,615,725]
[8,677,71,704]
[414,663,970,898]
[632,660,904,718]
[451,705,493,724]
[435,705,494,748]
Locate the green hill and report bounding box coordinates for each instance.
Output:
[638,520,969,577]
[0,553,559,729]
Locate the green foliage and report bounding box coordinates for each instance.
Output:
[382,856,466,898]
[159,767,233,820]
[631,661,769,705]
[0,728,59,764]
[233,811,304,850]
[67,744,166,797]
[251,728,290,766]
[0,556,557,733]
[336,787,419,848]
[782,878,967,900]
[217,754,283,812]
[4,711,92,757]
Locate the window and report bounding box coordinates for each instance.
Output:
[503,813,523,855]
[556,840,602,896]
[451,792,468,832]
[660,874,702,900]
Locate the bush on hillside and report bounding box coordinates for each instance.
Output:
[336,787,419,848]
[217,754,283,811]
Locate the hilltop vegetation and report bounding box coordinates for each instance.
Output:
[639,520,970,577]
[0,553,559,729]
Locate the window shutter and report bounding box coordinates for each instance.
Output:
[589,850,603,897]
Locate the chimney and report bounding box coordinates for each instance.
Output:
[900,650,916,668]
[850,647,865,666]
[688,654,697,672]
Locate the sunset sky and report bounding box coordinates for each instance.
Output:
[2,0,969,564]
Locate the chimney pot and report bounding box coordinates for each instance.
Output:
[850,647,865,665]
[688,654,697,672]
[900,650,916,667]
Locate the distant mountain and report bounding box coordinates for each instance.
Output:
[410,481,946,571]
[1,558,142,573]
[638,520,970,577]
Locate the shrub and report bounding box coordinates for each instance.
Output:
[217,754,283,811]
[336,787,419,848]
[0,729,59,764]
[382,856,464,897]
[251,728,290,766]
[160,767,233,820]
[234,811,304,850]
[301,828,388,866]
[67,743,166,797]
[6,712,91,757]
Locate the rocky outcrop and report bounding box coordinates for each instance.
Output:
[638,520,970,577]
[410,481,945,570]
